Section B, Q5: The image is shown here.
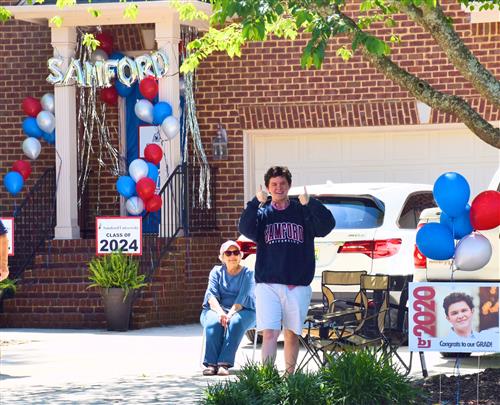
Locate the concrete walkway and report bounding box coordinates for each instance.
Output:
[1,325,498,404]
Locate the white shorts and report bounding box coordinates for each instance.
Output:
[255,283,312,336]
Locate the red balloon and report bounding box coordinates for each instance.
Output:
[470,190,500,230]
[22,97,42,117]
[100,87,118,106]
[95,32,114,55]
[145,195,162,212]
[136,177,156,202]
[12,160,32,180]
[144,144,163,165]
[139,76,158,101]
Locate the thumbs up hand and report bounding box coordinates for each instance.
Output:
[256,185,269,204]
[299,186,309,206]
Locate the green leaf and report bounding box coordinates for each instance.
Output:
[56,0,76,9]
[336,46,353,62]
[82,32,100,51]
[364,36,388,56]
[87,7,101,18]
[0,6,12,23]
[50,15,64,27]
[360,0,374,12]
[123,3,138,21]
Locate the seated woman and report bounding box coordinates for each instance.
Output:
[200,240,256,376]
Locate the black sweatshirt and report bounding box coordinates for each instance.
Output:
[239,197,335,286]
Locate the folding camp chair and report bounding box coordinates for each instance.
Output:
[297,271,367,370]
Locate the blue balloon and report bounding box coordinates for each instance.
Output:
[440,205,473,240]
[42,130,56,145]
[416,222,455,260]
[116,176,136,198]
[146,162,159,183]
[115,80,133,98]
[109,51,125,61]
[433,172,470,218]
[22,117,43,138]
[152,102,173,125]
[4,171,24,196]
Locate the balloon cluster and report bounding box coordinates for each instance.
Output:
[116,144,163,215]
[416,172,500,272]
[3,93,56,196]
[134,78,180,141]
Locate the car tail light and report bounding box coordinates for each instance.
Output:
[237,240,257,259]
[414,223,427,269]
[338,239,402,259]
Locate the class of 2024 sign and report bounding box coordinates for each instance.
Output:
[95,216,142,256]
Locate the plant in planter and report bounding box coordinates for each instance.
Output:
[88,250,147,331]
[0,278,16,299]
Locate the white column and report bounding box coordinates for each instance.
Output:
[155,17,181,237]
[155,17,181,176]
[51,27,80,239]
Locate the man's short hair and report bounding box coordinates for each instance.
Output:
[264,166,292,188]
[443,292,474,316]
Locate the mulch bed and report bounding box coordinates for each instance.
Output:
[413,368,500,405]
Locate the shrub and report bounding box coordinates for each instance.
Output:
[320,348,422,405]
[88,250,147,297]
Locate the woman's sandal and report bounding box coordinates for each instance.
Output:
[217,365,230,376]
[203,366,217,376]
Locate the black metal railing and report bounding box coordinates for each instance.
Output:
[9,168,57,279]
[140,163,217,281]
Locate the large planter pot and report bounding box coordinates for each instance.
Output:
[102,288,134,331]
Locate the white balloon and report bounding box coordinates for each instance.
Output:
[128,159,149,183]
[126,196,144,215]
[22,137,42,160]
[91,49,108,63]
[41,93,55,113]
[454,232,492,271]
[160,116,180,140]
[36,110,56,134]
[134,99,154,124]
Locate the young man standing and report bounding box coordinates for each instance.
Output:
[239,166,335,373]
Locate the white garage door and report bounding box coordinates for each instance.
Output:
[245,125,500,200]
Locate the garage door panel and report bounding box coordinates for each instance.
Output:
[387,168,431,183]
[388,133,429,161]
[433,133,473,160]
[342,168,387,182]
[347,134,385,162]
[301,135,342,163]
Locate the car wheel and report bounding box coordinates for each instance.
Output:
[440,352,472,358]
[245,329,263,344]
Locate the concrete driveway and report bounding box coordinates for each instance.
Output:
[1,324,498,404]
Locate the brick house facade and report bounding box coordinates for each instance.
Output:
[0,0,498,328]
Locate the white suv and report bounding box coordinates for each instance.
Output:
[239,182,437,299]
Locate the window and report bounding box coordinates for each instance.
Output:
[317,196,385,229]
[398,192,436,229]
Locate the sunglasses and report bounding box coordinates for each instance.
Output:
[224,250,240,257]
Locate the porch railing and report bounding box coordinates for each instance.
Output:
[9,168,57,279]
[141,163,217,281]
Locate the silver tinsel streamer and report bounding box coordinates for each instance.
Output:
[181,26,211,209]
[76,29,121,212]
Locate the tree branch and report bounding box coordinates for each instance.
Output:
[395,1,500,108]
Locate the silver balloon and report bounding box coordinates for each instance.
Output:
[41,93,55,113]
[134,99,154,124]
[46,58,64,86]
[82,61,106,88]
[62,58,84,86]
[102,59,118,87]
[135,55,155,81]
[22,137,42,160]
[117,57,139,88]
[36,110,56,133]
[126,196,145,215]
[454,232,492,271]
[91,49,108,63]
[152,49,169,77]
[160,116,180,140]
[128,158,149,183]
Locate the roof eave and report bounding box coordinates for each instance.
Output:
[5,1,211,30]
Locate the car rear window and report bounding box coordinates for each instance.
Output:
[316,196,384,229]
